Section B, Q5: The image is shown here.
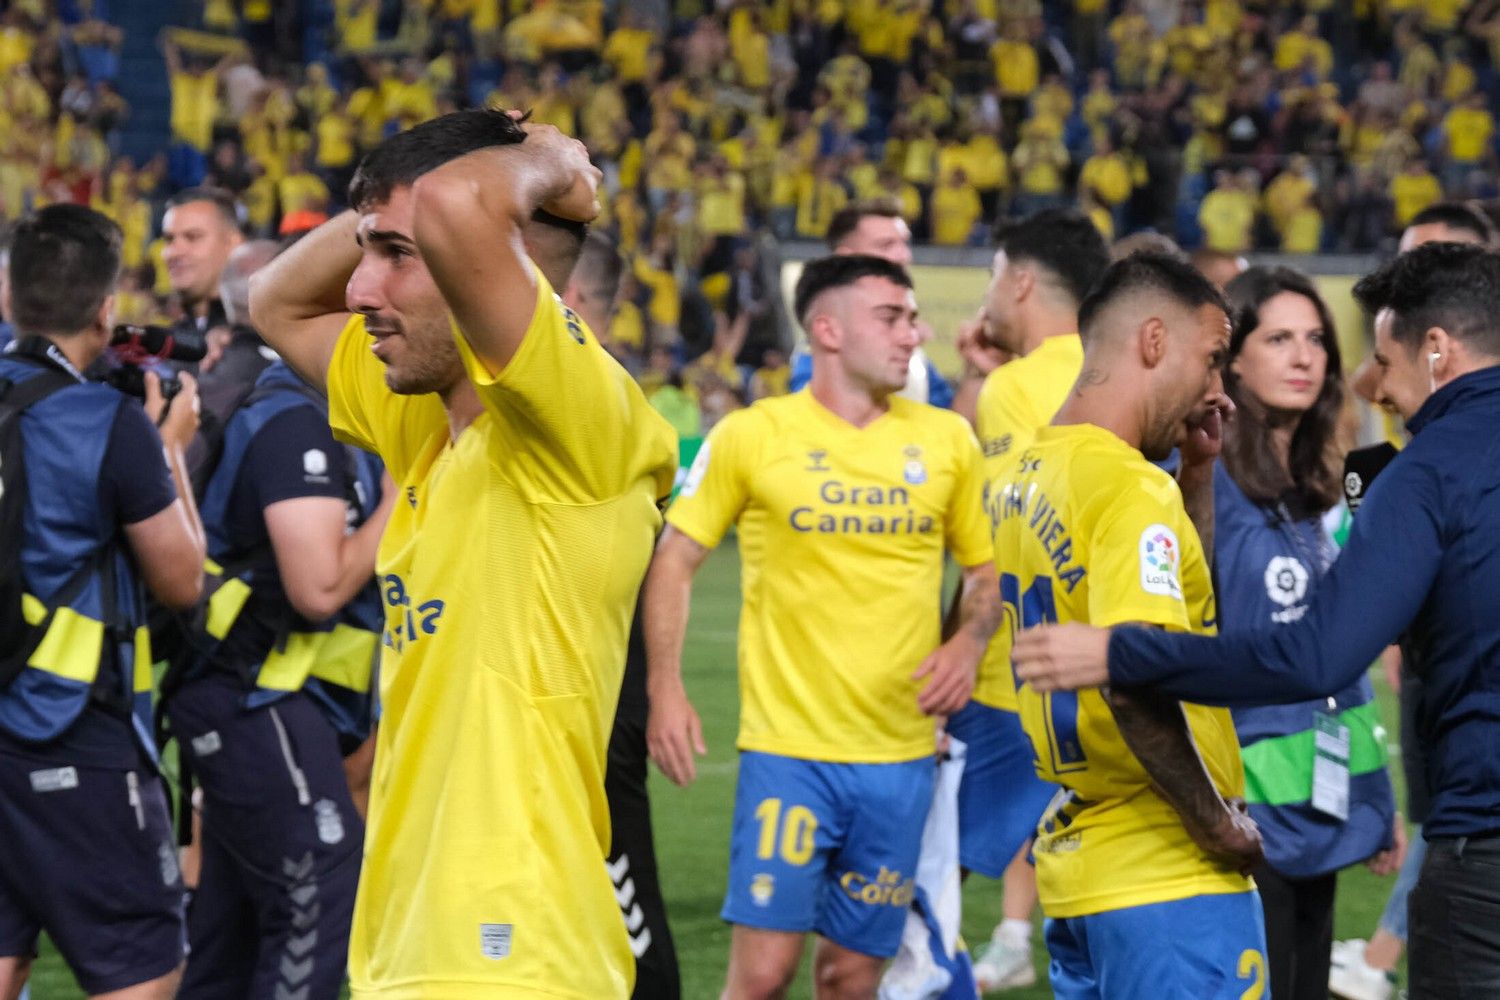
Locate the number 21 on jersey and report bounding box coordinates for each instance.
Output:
[1002,572,1087,774]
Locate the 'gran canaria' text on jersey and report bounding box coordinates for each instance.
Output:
[789,478,936,535]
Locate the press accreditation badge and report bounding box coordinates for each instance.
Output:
[1311,710,1351,821]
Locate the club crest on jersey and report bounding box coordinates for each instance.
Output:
[806,449,831,472]
[750,873,775,906]
[1139,524,1182,599]
[902,445,926,485]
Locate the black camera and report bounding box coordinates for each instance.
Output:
[99,324,208,403]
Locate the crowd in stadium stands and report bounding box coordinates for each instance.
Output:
[3,0,1500,431]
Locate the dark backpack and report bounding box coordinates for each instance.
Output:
[0,367,84,690]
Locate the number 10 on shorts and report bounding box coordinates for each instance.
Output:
[755,798,819,866]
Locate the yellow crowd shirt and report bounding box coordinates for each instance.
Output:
[1391,170,1442,227]
[988,424,1250,917]
[603,26,653,83]
[990,39,1040,97]
[1281,205,1323,254]
[1444,106,1495,163]
[169,71,218,152]
[971,334,1082,711]
[327,272,677,999]
[1198,189,1254,253]
[667,390,992,763]
[930,181,982,245]
[1079,153,1132,206]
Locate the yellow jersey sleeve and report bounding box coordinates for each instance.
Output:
[664,408,756,550]
[452,269,677,505]
[975,364,1042,467]
[326,314,447,482]
[944,422,993,567]
[1085,480,1196,631]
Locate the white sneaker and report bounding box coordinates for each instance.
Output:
[879,940,952,1000]
[1329,938,1396,1000]
[972,932,1036,992]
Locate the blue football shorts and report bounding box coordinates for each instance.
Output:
[721,750,935,958]
[945,700,1057,877]
[1046,890,1269,1000]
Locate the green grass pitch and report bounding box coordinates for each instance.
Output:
[29,540,1406,997]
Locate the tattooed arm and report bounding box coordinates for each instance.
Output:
[1106,682,1262,874]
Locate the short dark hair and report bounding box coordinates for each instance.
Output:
[525,208,590,289]
[1077,251,1228,342]
[826,198,904,252]
[7,204,122,335]
[1353,242,1500,357]
[165,186,242,232]
[1222,266,1345,510]
[1111,230,1187,262]
[573,229,623,302]
[1406,201,1498,246]
[348,109,527,211]
[993,208,1110,308]
[794,254,913,325]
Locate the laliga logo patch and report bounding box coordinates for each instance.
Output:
[1264,556,1309,608]
[902,444,926,485]
[750,873,775,906]
[303,449,328,477]
[1138,523,1182,599]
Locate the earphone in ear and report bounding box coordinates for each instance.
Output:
[1429,351,1442,363]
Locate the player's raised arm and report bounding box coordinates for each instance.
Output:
[410,124,601,374]
[248,210,361,393]
[642,527,712,786]
[1105,681,1263,875]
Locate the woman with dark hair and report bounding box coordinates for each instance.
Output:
[1215,266,1402,1000]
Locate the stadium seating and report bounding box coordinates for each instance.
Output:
[1,0,1497,423]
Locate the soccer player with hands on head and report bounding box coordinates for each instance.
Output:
[251,110,676,1000]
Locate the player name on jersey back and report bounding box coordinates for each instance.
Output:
[987,424,1250,917]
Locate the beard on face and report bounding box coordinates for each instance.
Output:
[1142,396,1199,461]
[379,312,464,396]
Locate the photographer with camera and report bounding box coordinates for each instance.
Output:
[0,205,205,998]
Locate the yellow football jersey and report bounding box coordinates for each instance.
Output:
[667,390,991,763]
[987,424,1250,917]
[971,333,1083,710]
[326,272,677,999]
